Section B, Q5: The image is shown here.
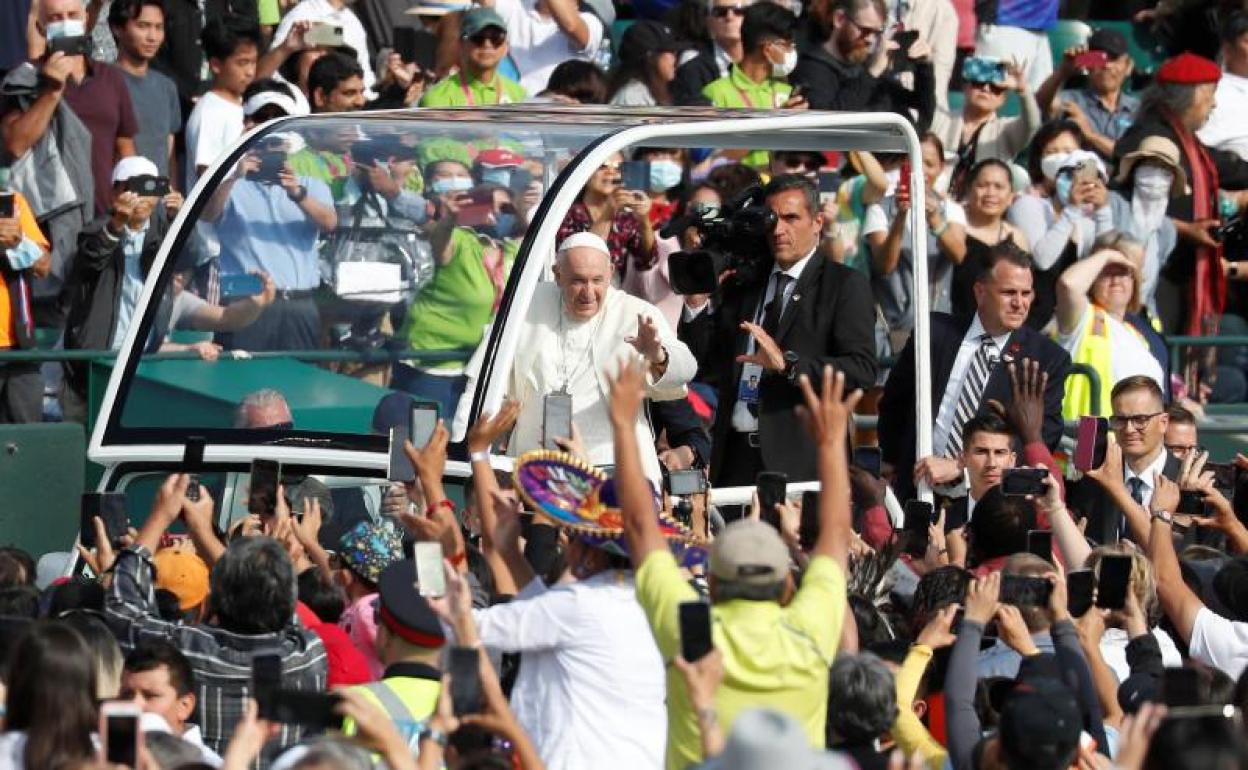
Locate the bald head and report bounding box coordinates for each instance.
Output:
[39,0,87,27]
[554,244,612,320]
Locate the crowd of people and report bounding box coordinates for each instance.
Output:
[4,0,1248,767]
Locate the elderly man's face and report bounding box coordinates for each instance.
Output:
[555,246,612,320]
[40,0,86,26]
[244,401,293,429]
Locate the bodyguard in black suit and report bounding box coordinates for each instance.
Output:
[879,242,1071,502]
[679,175,877,485]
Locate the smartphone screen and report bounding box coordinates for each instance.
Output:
[542,392,573,450]
[756,471,788,523]
[388,425,416,483]
[186,474,201,503]
[1000,574,1053,607]
[678,601,713,662]
[1178,491,1206,517]
[619,160,650,191]
[1096,554,1132,609]
[408,402,439,449]
[414,541,446,598]
[271,689,343,729]
[1074,416,1109,472]
[852,446,882,477]
[1001,468,1048,497]
[252,653,283,719]
[449,647,483,716]
[219,273,264,301]
[1074,50,1109,70]
[1067,570,1095,617]
[102,705,140,766]
[1163,668,1202,708]
[80,493,128,550]
[0,193,14,219]
[799,490,820,551]
[1027,530,1053,564]
[667,469,705,497]
[248,459,280,517]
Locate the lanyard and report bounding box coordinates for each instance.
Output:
[458,74,500,106]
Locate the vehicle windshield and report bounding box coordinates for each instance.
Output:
[110,113,612,443]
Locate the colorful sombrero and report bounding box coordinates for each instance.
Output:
[513,450,707,567]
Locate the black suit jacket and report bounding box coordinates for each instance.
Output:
[1067,453,1182,546]
[878,312,1071,502]
[671,48,718,107]
[679,255,877,483]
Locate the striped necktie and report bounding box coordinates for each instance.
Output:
[946,334,999,457]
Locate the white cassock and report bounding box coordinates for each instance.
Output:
[507,282,696,482]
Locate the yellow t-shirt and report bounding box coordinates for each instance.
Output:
[635,550,847,770]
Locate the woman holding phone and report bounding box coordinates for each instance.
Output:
[558,152,658,284]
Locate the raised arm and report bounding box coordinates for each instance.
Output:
[1147,473,1203,644]
[1056,249,1130,334]
[609,357,669,567]
[466,400,523,595]
[796,366,863,570]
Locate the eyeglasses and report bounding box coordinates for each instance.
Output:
[467,28,507,47]
[1109,412,1163,431]
[847,17,883,40]
[710,4,747,18]
[599,161,622,172]
[1166,443,1201,457]
[969,80,1007,95]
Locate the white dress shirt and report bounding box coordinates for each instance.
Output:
[1190,606,1248,680]
[932,314,1011,456]
[1124,446,1168,512]
[1198,70,1248,162]
[473,573,667,770]
[272,0,376,94]
[731,250,813,433]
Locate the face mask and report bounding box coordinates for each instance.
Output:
[480,212,517,239]
[1133,165,1174,201]
[770,46,798,78]
[431,176,473,195]
[648,159,683,191]
[5,238,42,271]
[1040,152,1071,182]
[1055,174,1073,205]
[480,168,512,187]
[45,18,86,40]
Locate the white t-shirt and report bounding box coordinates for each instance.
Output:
[494,0,604,94]
[1055,304,1165,396]
[1098,627,1183,684]
[271,0,376,94]
[184,90,245,196]
[1189,606,1248,680]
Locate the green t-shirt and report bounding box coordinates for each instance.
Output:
[257,0,281,25]
[400,227,517,366]
[635,550,847,770]
[701,64,792,169]
[419,72,528,108]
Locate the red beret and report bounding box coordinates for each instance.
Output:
[1156,52,1222,85]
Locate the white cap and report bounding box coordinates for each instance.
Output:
[243,89,305,118]
[34,551,71,590]
[557,231,611,258]
[111,156,160,184]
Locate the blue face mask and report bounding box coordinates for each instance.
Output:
[480,212,518,240]
[431,176,473,195]
[480,168,512,188]
[648,159,683,192]
[6,238,42,271]
[1055,174,1073,205]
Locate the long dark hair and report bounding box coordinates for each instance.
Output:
[5,622,99,770]
[607,50,674,106]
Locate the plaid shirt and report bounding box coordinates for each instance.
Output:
[105,546,328,765]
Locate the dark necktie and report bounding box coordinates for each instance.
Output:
[761,272,792,338]
[946,334,999,457]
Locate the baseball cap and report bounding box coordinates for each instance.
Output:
[377,558,446,648]
[998,677,1083,770]
[337,519,405,585]
[620,21,680,67]
[405,0,471,16]
[709,519,790,586]
[1087,27,1129,58]
[152,548,210,610]
[111,156,160,184]
[475,147,525,170]
[460,7,507,38]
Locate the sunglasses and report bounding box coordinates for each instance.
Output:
[969,80,1006,95]
[467,29,507,47]
[710,4,746,18]
[848,17,883,40]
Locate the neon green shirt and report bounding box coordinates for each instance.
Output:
[400,227,517,367]
[635,550,847,770]
[257,0,281,26]
[701,64,792,169]
[419,72,527,108]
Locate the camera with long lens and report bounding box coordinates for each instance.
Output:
[665,185,777,295]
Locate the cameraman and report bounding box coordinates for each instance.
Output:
[63,156,182,422]
[678,174,877,486]
[202,133,335,352]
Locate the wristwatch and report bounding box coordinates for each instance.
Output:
[287,185,308,204]
[1152,509,1174,526]
[419,727,450,748]
[783,350,800,382]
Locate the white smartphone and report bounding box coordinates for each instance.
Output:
[414,541,446,598]
[100,700,142,767]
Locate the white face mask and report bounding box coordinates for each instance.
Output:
[45,18,86,40]
[1040,151,1071,183]
[771,47,798,79]
[1133,165,1174,200]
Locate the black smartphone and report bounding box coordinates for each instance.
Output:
[679,601,713,662]
[270,689,343,730]
[123,174,171,197]
[756,471,787,530]
[186,474,201,503]
[0,192,14,219]
[903,499,935,532]
[852,446,882,478]
[393,26,437,71]
[509,167,535,197]
[542,392,573,451]
[818,171,842,197]
[409,401,439,449]
[101,702,141,767]
[387,425,416,483]
[799,490,820,551]
[1067,570,1095,617]
[894,29,920,49]
[1000,574,1053,607]
[80,493,129,550]
[248,459,280,517]
[1178,490,1207,517]
[251,652,282,720]
[1001,467,1049,497]
[1096,554,1133,610]
[1027,529,1053,563]
[250,150,287,184]
[619,160,650,191]
[49,34,91,56]
[1163,668,1202,708]
[449,646,483,716]
[1208,462,1238,490]
[666,469,706,497]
